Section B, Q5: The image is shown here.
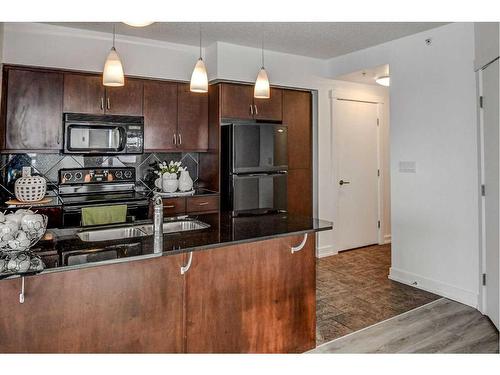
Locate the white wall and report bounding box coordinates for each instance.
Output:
[328,23,479,307]
[1,22,200,81]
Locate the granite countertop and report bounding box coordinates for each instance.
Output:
[1,212,332,279]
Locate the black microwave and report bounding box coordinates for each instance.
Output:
[63,113,144,155]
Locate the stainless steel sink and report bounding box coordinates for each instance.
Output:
[77,219,210,242]
[136,220,210,236]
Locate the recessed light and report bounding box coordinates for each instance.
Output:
[375,76,390,87]
[123,22,154,27]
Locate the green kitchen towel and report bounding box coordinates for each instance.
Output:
[81,205,127,226]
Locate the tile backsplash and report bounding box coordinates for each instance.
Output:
[0,152,200,200]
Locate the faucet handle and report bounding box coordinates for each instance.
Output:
[153,194,163,206]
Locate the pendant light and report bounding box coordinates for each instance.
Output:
[254,40,270,99]
[190,26,208,93]
[103,24,125,87]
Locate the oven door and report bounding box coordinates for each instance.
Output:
[64,123,126,154]
[62,242,143,266]
[231,173,287,214]
[232,123,288,173]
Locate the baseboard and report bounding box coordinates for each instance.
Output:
[316,245,338,258]
[383,234,391,244]
[389,267,478,308]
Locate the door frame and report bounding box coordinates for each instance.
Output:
[329,89,386,250]
[476,58,500,316]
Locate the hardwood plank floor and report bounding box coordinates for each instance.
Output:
[311,298,500,353]
[316,244,441,345]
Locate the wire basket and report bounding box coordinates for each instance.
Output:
[0,214,48,253]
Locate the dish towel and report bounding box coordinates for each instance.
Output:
[81,205,127,226]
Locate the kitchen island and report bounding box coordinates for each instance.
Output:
[0,213,332,353]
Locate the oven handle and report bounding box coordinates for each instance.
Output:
[232,172,288,179]
[63,200,149,212]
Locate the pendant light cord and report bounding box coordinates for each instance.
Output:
[112,24,116,48]
[261,39,265,68]
[199,25,202,59]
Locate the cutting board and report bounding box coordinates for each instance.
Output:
[5,197,53,206]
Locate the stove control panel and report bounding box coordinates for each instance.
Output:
[59,167,136,185]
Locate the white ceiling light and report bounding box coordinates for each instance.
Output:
[375,75,390,87]
[254,40,270,99]
[103,24,125,87]
[190,26,208,93]
[123,22,154,27]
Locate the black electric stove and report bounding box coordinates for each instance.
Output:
[58,167,150,227]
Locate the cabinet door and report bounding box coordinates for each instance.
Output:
[287,168,312,217]
[186,235,316,353]
[4,69,63,151]
[220,83,254,120]
[63,73,105,114]
[143,80,178,151]
[105,79,143,116]
[0,254,185,353]
[177,83,208,151]
[254,88,283,121]
[284,90,312,169]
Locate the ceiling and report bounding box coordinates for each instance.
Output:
[48,22,447,59]
[336,64,390,85]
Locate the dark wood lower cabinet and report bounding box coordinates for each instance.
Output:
[0,234,316,353]
[185,234,316,353]
[0,254,185,353]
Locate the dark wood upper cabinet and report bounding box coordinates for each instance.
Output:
[220,83,283,121]
[3,68,63,151]
[254,87,283,121]
[177,83,208,151]
[220,83,254,120]
[105,78,144,116]
[283,90,312,170]
[0,254,185,353]
[143,80,178,151]
[186,235,316,353]
[63,73,105,114]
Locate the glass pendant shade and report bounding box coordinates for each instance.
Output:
[103,47,125,87]
[190,58,208,93]
[254,67,270,99]
[375,75,390,87]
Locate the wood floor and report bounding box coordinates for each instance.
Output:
[316,244,441,345]
[311,298,500,353]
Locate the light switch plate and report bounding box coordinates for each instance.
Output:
[399,161,416,173]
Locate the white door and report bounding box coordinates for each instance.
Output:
[482,59,499,329]
[334,99,379,251]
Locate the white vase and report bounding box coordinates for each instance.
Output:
[162,173,178,193]
[178,170,193,192]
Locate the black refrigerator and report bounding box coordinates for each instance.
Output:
[221,121,288,215]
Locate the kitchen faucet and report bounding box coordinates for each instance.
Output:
[152,194,163,253]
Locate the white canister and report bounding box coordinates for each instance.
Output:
[162,173,179,193]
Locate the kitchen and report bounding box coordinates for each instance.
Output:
[0,12,499,364]
[0,24,331,353]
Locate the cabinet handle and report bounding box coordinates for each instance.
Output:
[254,105,258,115]
[19,276,25,304]
[164,204,175,209]
[178,133,182,145]
[173,133,177,145]
[57,127,61,145]
[106,97,111,110]
[250,104,254,115]
[291,233,308,254]
[180,252,193,275]
[100,97,104,110]
[197,202,209,206]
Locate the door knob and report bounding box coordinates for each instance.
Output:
[339,179,351,186]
